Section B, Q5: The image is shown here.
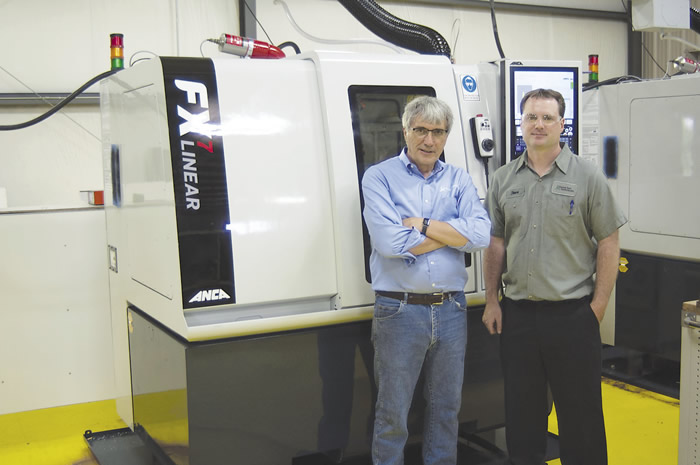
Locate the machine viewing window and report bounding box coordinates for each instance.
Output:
[509,66,579,160]
[348,85,436,283]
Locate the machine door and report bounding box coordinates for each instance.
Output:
[348,85,437,283]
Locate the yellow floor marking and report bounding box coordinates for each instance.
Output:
[547,378,679,465]
[0,400,126,465]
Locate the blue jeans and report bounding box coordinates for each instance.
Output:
[371,292,468,465]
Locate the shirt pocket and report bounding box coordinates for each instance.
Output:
[503,187,526,238]
[544,194,577,237]
[433,184,459,220]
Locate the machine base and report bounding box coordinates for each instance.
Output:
[123,304,505,465]
[602,345,680,399]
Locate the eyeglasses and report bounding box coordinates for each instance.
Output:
[411,127,448,139]
[521,113,561,126]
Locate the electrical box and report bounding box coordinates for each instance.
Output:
[632,0,690,31]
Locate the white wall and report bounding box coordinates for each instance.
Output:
[0,209,112,414]
[256,0,628,79]
[0,0,240,415]
[0,0,630,415]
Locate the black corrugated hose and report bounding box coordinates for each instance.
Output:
[691,7,700,35]
[338,0,451,59]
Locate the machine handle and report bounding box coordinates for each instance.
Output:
[111,144,122,207]
[683,316,700,329]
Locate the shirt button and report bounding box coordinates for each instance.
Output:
[432,283,436,287]
[430,261,435,265]
[530,249,534,253]
[533,224,537,229]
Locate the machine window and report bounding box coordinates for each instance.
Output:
[348,85,437,283]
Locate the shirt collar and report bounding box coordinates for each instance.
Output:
[399,148,444,178]
[518,143,573,175]
[514,152,529,172]
[553,144,573,174]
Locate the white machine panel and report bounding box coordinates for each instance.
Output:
[452,63,499,200]
[596,73,700,261]
[214,59,337,307]
[629,94,700,240]
[101,57,338,339]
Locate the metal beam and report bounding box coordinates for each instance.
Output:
[392,0,628,22]
[239,0,257,37]
[627,20,643,76]
[0,93,99,106]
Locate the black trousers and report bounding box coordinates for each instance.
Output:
[500,297,607,465]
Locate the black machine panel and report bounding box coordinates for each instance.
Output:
[616,251,700,362]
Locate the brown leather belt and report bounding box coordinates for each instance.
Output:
[375,291,458,305]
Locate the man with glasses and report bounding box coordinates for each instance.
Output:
[482,88,627,465]
[362,95,490,465]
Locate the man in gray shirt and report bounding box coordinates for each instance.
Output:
[483,88,627,465]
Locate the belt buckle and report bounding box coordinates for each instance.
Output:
[431,292,445,305]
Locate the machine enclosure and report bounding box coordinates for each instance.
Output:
[587,73,700,354]
[101,53,498,342]
[101,52,503,462]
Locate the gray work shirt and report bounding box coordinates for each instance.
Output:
[485,145,627,301]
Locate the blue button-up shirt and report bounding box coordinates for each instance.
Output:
[362,150,491,293]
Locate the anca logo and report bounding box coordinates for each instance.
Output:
[189,289,232,303]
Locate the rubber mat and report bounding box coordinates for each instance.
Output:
[83,430,518,465]
[84,428,155,465]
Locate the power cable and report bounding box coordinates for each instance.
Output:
[619,0,665,76]
[129,50,157,67]
[582,75,642,91]
[450,18,461,60]
[243,0,274,44]
[641,39,668,75]
[490,0,506,59]
[277,41,301,55]
[0,69,118,131]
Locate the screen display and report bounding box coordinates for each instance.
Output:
[510,66,579,159]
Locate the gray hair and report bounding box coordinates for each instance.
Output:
[402,96,453,133]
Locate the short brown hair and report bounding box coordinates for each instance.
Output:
[520,89,565,118]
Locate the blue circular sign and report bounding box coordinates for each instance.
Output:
[462,75,477,93]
